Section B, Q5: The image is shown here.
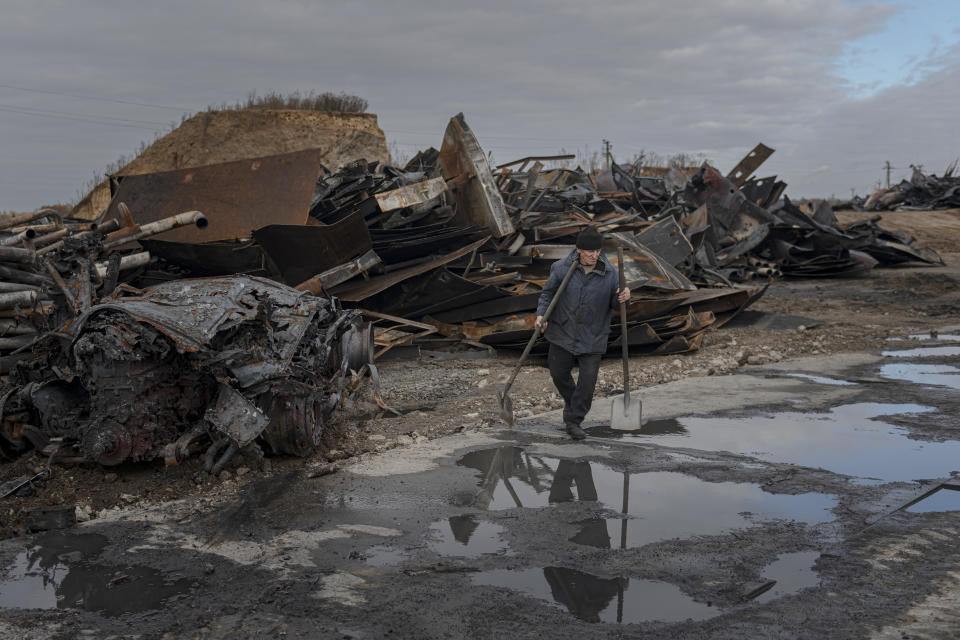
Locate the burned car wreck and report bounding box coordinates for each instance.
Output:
[0,276,371,474]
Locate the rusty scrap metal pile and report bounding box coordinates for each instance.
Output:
[858,163,960,211]
[0,113,942,470]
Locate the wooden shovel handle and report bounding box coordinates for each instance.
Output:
[618,247,630,405]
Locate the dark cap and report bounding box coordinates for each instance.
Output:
[575,228,603,250]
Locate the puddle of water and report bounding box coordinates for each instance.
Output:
[906,486,960,513]
[0,532,191,616]
[754,551,820,603]
[364,545,410,566]
[879,363,960,390]
[893,333,960,342]
[427,515,510,557]
[882,346,960,358]
[458,447,835,547]
[586,403,954,483]
[778,373,855,386]
[472,567,716,624]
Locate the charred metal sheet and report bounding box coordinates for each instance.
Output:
[740,176,785,208]
[426,312,536,342]
[139,239,266,276]
[296,250,381,295]
[635,217,694,267]
[611,233,697,291]
[371,224,479,264]
[253,210,372,285]
[375,176,448,212]
[431,292,541,324]
[206,383,270,448]
[364,267,507,319]
[332,236,489,302]
[727,143,774,187]
[362,310,438,360]
[439,113,514,238]
[103,149,322,243]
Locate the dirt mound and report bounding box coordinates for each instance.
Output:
[72,110,391,220]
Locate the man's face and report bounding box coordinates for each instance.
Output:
[577,248,601,266]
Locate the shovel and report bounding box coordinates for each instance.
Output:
[499,258,579,427]
[611,247,642,429]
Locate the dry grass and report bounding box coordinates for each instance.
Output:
[209,90,368,113]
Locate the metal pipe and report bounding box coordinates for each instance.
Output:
[94,251,151,278]
[0,321,37,336]
[102,211,207,250]
[96,218,122,236]
[0,264,51,286]
[32,228,69,248]
[0,209,61,232]
[0,229,37,247]
[0,246,38,266]
[0,334,36,351]
[0,291,38,311]
[0,282,40,294]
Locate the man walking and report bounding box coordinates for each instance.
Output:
[536,228,630,440]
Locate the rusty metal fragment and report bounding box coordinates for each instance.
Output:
[726,143,775,187]
[103,149,322,243]
[440,113,514,238]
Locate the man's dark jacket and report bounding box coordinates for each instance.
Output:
[536,250,619,355]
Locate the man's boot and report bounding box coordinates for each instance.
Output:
[566,422,586,440]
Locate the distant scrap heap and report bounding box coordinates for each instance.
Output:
[859,164,960,211]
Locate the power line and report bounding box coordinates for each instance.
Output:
[0,83,190,111]
[0,102,171,126]
[0,105,166,131]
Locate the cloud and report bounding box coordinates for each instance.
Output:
[0,0,954,208]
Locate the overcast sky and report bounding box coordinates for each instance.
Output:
[1,0,959,211]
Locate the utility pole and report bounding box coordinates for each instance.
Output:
[602,139,611,171]
[884,160,892,188]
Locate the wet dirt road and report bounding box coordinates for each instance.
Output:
[3,331,960,639]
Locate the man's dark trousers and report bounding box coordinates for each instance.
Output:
[548,342,602,428]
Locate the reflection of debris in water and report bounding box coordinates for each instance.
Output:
[879,363,960,390]
[754,551,821,604]
[0,532,192,616]
[584,403,953,483]
[886,333,960,342]
[776,373,856,386]
[363,545,410,566]
[906,486,960,513]
[472,567,716,624]
[426,515,510,557]
[881,346,960,358]
[458,446,835,547]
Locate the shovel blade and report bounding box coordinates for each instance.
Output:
[610,396,643,430]
[498,391,515,428]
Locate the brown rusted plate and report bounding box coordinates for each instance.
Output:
[726,143,775,187]
[439,113,514,238]
[104,149,322,243]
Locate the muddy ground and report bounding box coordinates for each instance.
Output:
[1,208,959,539]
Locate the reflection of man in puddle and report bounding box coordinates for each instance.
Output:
[550,459,612,549]
[543,567,624,623]
[549,459,599,503]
